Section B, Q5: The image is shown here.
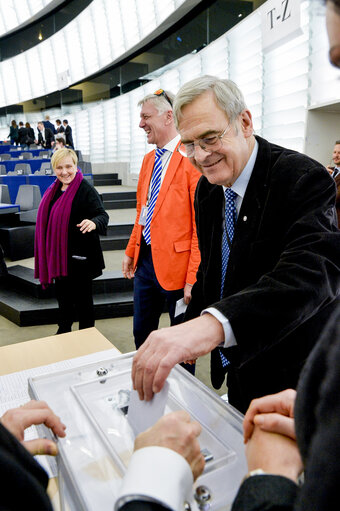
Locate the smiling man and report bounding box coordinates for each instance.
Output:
[132,76,340,413]
[123,90,200,359]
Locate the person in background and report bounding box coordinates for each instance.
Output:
[25,122,35,148]
[56,119,65,134]
[17,121,29,148]
[326,140,340,226]
[34,148,108,334]
[122,90,200,367]
[35,121,54,149]
[0,401,202,511]
[52,135,68,152]
[43,115,57,134]
[63,119,74,148]
[7,120,18,145]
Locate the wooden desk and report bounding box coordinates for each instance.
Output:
[0,327,118,510]
[0,327,115,376]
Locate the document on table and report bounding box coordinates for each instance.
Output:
[0,348,118,477]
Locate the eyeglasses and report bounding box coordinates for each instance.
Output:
[177,123,232,158]
[153,89,173,107]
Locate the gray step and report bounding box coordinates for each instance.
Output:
[6,265,133,298]
[0,284,134,326]
[102,199,137,209]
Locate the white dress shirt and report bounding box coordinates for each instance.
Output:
[115,446,193,510]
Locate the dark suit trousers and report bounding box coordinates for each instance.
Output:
[54,260,95,333]
[133,238,194,374]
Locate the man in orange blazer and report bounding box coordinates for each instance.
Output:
[122,89,201,359]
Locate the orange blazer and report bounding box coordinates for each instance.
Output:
[125,146,201,291]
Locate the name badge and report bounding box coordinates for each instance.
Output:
[139,205,148,226]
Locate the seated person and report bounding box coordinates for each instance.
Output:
[52,135,68,152]
[0,401,203,510]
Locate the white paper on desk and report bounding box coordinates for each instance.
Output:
[127,381,169,436]
[175,297,187,317]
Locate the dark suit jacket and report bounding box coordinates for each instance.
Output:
[185,135,340,413]
[64,125,74,148]
[56,125,65,133]
[232,303,340,511]
[17,126,28,145]
[43,120,57,134]
[335,172,340,227]
[38,128,54,149]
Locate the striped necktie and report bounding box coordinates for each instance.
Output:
[219,187,237,368]
[143,148,166,245]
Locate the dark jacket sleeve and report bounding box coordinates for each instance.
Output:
[231,475,298,511]
[86,183,109,235]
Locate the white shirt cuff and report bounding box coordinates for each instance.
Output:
[202,308,237,348]
[115,446,193,511]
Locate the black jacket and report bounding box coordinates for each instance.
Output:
[185,135,340,413]
[38,128,55,149]
[64,125,74,148]
[63,178,108,279]
[17,126,28,145]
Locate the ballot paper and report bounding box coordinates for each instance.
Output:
[175,297,187,317]
[127,382,169,435]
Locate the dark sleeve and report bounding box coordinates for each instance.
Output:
[85,184,109,235]
[293,312,340,511]
[0,423,53,511]
[231,475,298,511]
[213,166,340,363]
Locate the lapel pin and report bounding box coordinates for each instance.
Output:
[243,216,247,222]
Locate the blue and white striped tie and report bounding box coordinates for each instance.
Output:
[219,187,237,368]
[143,148,166,245]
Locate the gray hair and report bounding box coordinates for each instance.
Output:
[138,91,175,115]
[173,75,247,128]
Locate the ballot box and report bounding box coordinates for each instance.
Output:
[28,352,247,511]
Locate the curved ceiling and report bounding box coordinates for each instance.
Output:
[0,0,65,37]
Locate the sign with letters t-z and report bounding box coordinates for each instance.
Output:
[262,0,302,53]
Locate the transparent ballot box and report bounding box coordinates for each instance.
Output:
[28,352,247,511]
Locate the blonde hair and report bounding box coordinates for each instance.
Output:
[138,91,175,115]
[51,148,78,169]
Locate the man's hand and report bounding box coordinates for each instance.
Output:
[245,425,302,483]
[77,219,96,233]
[132,314,224,401]
[122,254,135,279]
[243,389,297,444]
[134,410,204,481]
[183,283,193,305]
[1,400,66,456]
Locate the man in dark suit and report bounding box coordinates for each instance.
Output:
[326,140,340,226]
[55,119,65,134]
[132,75,340,413]
[43,115,57,134]
[17,121,29,147]
[63,119,74,148]
[36,121,55,149]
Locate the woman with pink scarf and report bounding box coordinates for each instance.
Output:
[35,148,108,334]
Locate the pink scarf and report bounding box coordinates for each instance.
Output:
[34,171,83,287]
